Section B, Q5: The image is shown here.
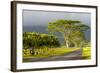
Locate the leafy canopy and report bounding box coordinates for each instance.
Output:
[47,19,90,48]
[48,19,89,33]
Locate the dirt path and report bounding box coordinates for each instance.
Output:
[23,49,83,62]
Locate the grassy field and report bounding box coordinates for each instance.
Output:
[82,47,91,59]
[23,46,91,60]
[23,46,80,58]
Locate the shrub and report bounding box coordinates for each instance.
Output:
[23,32,60,49]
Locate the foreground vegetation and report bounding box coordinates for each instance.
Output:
[23,47,79,58]
[82,47,91,59]
[23,46,91,60]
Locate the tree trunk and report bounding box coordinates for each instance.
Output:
[75,44,78,48]
[65,40,69,48]
[63,33,69,48]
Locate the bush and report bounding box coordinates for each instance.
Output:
[23,32,60,49]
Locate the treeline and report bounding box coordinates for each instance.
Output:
[23,32,60,49]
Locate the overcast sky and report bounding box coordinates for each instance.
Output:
[23,10,91,27]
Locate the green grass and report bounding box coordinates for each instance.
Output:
[23,46,91,60]
[82,47,91,59]
[23,46,80,58]
[50,47,80,56]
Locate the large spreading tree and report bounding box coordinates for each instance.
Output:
[47,19,90,48]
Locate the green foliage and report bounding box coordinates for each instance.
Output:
[68,30,85,47]
[47,19,90,48]
[23,32,60,49]
[23,49,30,56]
[48,19,80,32]
[23,46,80,58]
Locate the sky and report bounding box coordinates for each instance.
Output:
[23,10,91,27]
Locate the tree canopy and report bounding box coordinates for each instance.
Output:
[48,19,90,48]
